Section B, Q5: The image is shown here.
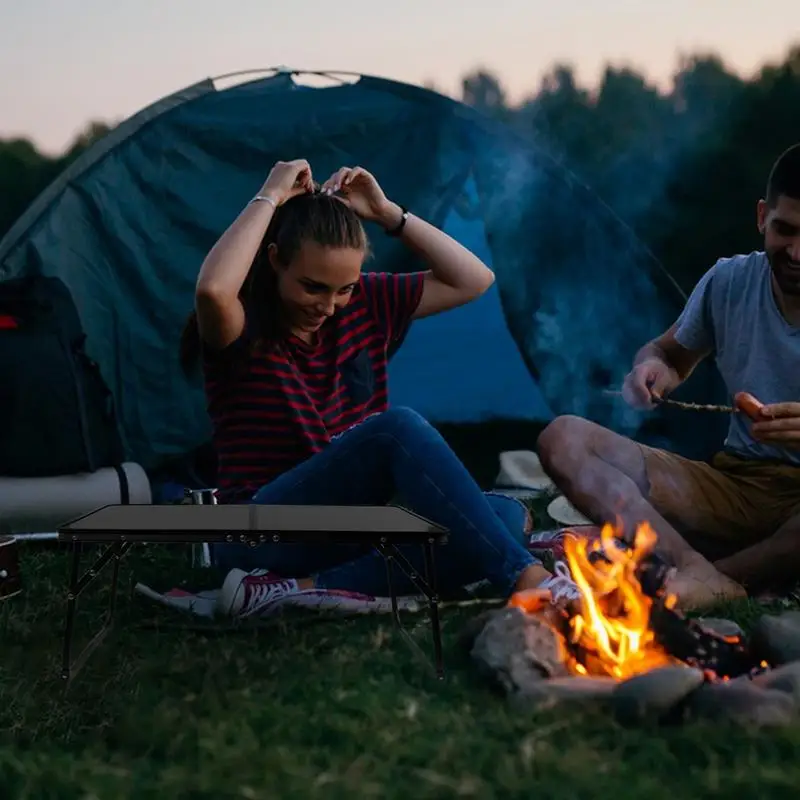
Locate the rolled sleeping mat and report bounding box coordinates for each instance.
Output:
[0,462,151,535]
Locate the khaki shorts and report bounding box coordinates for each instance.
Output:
[640,447,800,558]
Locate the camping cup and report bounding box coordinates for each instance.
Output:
[184,489,215,568]
[186,488,217,505]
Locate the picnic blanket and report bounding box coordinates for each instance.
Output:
[134,582,426,619]
[133,526,598,620]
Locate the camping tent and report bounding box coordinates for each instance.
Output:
[0,68,726,477]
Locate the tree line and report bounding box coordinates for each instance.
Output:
[460,46,800,290]
[2,47,799,291]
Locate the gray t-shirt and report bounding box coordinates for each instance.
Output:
[674,250,800,466]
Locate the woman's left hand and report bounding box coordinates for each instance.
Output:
[321,166,400,228]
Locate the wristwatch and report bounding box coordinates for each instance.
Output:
[385,206,409,237]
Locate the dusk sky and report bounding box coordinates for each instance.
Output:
[2,0,797,155]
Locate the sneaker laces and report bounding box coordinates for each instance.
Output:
[241,577,298,617]
[541,560,582,603]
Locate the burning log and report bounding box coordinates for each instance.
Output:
[470,529,800,727]
[509,522,768,681]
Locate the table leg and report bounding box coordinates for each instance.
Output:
[422,537,444,679]
[61,540,82,681]
[60,538,132,686]
[382,551,401,626]
[375,540,446,679]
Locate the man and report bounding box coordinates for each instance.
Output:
[536,142,800,611]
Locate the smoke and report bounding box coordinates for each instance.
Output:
[470,64,742,453]
[473,139,670,438]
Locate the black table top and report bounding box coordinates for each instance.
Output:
[58,503,448,539]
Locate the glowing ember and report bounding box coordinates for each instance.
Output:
[511,521,682,680]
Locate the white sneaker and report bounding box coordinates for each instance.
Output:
[217,568,300,618]
[538,561,582,604]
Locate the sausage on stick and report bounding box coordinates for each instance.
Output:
[733,391,767,421]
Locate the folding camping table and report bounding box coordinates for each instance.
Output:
[56,503,449,684]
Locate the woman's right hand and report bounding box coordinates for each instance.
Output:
[259,159,314,206]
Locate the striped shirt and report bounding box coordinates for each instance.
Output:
[202,271,426,503]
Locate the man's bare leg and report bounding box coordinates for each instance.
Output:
[714,513,800,594]
[536,415,746,610]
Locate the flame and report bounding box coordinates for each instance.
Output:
[512,521,681,680]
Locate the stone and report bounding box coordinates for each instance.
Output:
[750,660,800,704]
[611,665,705,725]
[696,617,744,640]
[510,676,618,711]
[687,681,797,728]
[520,611,571,679]
[750,611,800,666]
[542,676,618,696]
[470,607,569,696]
[468,606,800,728]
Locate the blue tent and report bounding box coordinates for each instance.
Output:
[0,68,724,476]
[389,171,551,422]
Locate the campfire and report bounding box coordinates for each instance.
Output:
[466,520,800,728]
[508,521,768,682]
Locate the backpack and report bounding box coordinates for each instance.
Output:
[0,275,126,478]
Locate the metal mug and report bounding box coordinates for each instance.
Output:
[185,488,217,506]
[185,488,216,567]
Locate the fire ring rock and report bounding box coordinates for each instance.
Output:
[611,665,706,725]
[696,617,744,640]
[470,607,570,696]
[750,611,800,666]
[687,682,797,727]
[750,660,800,703]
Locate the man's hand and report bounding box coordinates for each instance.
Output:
[621,358,680,410]
[751,402,800,449]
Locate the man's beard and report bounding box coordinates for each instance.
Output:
[768,250,800,296]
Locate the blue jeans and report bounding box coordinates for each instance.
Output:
[210,407,539,598]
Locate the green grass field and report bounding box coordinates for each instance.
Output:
[3,534,800,798]
[2,426,800,799]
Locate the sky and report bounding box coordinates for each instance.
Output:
[1,0,797,156]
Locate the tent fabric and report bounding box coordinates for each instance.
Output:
[0,69,726,472]
[388,172,551,421]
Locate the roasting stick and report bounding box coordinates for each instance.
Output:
[602,389,735,413]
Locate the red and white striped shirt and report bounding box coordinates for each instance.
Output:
[202,271,425,503]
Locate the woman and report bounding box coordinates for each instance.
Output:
[180,158,579,617]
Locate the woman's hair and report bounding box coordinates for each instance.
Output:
[179,188,368,375]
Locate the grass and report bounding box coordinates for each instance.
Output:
[3,535,800,797]
[2,427,800,799]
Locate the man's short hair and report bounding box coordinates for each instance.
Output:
[766,143,800,206]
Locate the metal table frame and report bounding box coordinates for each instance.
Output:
[57,503,449,685]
